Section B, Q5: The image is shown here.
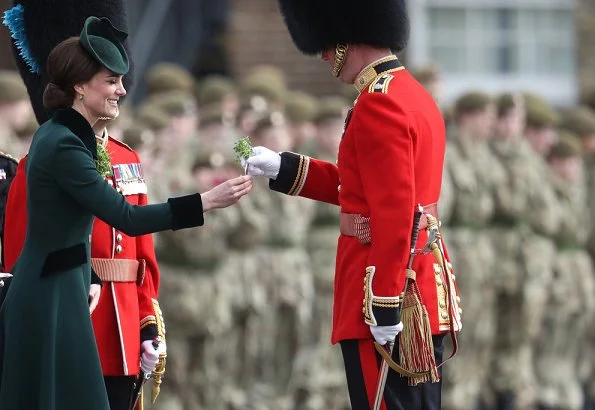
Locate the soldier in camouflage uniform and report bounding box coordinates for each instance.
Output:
[410,64,444,108]
[284,90,318,155]
[531,133,595,410]
[134,103,175,203]
[195,75,239,119]
[487,93,555,410]
[145,62,196,98]
[441,91,498,410]
[293,96,351,409]
[240,70,288,114]
[153,148,255,410]
[523,93,559,158]
[558,106,595,409]
[243,112,316,397]
[150,90,199,179]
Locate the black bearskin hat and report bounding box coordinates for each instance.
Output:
[276,0,410,55]
[3,0,134,124]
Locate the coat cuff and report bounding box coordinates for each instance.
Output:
[269,152,309,196]
[167,193,204,230]
[140,323,158,342]
[363,266,401,326]
[91,267,103,286]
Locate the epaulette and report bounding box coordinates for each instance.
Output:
[0,151,18,164]
[368,73,394,94]
[108,136,134,152]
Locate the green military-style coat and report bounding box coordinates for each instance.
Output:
[0,108,203,410]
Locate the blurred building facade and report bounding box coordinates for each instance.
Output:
[0,0,593,107]
[408,0,577,105]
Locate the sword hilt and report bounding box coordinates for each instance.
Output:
[407,204,424,269]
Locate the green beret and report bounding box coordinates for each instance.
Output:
[196,76,236,106]
[79,17,129,75]
[252,111,286,136]
[549,130,582,158]
[145,63,195,95]
[136,103,170,131]
[496,93,523,118]
[199,104,225,128]
[150,91,197,116]
[524,93,559,128]
[454,91,492,118]
[238,94,268,114]
[315,96,349,124]
[245,65,287,89]
[241,69,287,104]
[0,70,28,102]
[191,150,230,171]
[560,106,595,137]
[285,91,317,122]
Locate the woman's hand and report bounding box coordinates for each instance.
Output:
[201,175,253,212]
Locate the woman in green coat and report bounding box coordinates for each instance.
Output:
[0,17,252,410]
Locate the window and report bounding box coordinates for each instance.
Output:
[408,0,577,104]
[427,6,574,76]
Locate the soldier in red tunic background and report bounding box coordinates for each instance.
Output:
[245,0,461,408]
[2,1,166,408]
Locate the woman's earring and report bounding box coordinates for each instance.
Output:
[79,94,84,101]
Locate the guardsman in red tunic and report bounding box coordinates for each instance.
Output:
[245,0,461,408]
[3,123,167,410]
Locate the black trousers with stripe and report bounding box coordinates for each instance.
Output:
[340,335,445,410]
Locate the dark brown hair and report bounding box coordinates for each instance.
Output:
[42,37,102,110]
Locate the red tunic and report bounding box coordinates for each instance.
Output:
[270,57,461,344]
[4,136,161,376]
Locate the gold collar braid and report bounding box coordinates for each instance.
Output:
[353,55,403,93]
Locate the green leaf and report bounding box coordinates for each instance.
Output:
[233,136,253,164]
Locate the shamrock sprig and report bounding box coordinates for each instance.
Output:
[233,136,253,173]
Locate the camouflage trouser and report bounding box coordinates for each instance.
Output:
[489,230,555,409]
[441,227,496,410]
[307,226,338,344]
[534,248,595,410]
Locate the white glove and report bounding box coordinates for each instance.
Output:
[88,284,101,315]
[243,146,281,179]
[370,322,404,345]
[140,339,167,374]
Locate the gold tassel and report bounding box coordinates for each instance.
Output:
[399,269,440,386]
[151,354,166,404]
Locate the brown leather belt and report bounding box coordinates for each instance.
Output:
[91,258,139,282]
[339,203,439,244]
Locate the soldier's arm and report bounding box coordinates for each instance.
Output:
[269,155,340,205]
[355,92,414,320]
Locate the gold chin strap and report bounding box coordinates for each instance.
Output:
[332,44,349,77]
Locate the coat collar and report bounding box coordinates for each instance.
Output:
[53,108,98,159]
[353,55,404,94]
